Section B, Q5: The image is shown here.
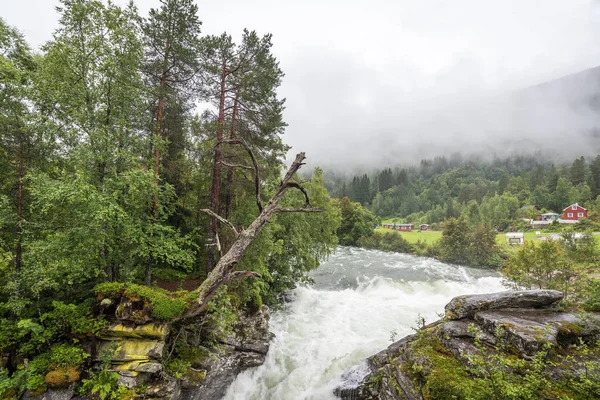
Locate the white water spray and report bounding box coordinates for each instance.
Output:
[224,247,505,400]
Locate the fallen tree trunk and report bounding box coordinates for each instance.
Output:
[182,151,321,320]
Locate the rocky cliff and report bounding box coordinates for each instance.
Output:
[336,290,600,400]
[22,290,273,400]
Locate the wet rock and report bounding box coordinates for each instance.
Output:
[135,361,163,374]
[144,376,181,399]
[335,290,600,400]
[474,309,600,357]
[21,387,75,400]
[445,290,563,320]
[117,371,139,389]
[177,307,274,400]
[100,322,169,341]
[96,339,164,362]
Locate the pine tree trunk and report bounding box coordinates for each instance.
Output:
[223,92,239,219]
[207,61,228,272]
[151,69,167,217]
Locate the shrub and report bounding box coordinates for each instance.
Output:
[584,280,600,312]
[48,344,89,369]
[78,370,120,400]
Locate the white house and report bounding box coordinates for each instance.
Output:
[506,232,524,245]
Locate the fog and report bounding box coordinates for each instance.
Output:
[4,0,600,170]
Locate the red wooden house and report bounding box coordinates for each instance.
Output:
[562,203,587,221]
[397,224,414,231]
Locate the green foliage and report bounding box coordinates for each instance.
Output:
[504,240,579,297]
[41,301,108,338]
[201,287,238,345]
[357,231,414,253]
[439,217,472,264]
[78,370,121,400]
[584,281,600,312]
[47,344,89,369]
[334,196,378,246]
[164,358,192,379]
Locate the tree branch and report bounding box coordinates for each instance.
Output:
[283,182,311,207]
[179,153,317,320]
[275,208,324,213]
[198,208,239,237]
[218,161,253,171]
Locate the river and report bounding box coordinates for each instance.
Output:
[223,247,505,400]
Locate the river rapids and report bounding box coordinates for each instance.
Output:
[223,247,505,400]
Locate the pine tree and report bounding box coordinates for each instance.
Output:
[142,0,203,212]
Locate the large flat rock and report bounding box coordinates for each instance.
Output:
[474,309,600,356]
[445,290,563,320]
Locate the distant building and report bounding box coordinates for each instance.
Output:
[562,203,587,221]
[397,224,414,232]
[506,232,524,245]
[382,223,414,231]
[419,224,430,231]
[536,213,560,222]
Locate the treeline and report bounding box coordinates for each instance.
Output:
[0,1,340,393]
[329,154,600,229]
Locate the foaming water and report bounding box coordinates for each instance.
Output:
[224,247,504,400]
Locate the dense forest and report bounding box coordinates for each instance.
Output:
[0,0,341,396]
[328,154,600,229]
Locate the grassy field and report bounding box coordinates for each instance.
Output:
[377,227,600,246]
[375,228,442,244]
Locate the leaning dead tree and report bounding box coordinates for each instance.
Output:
[182,146,321,320]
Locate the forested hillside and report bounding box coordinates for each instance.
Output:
[329,154,600,229]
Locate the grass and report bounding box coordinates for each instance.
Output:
[375,228,442,244]
[376,227,600,247]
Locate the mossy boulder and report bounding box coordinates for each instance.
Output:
[44,367,80,388]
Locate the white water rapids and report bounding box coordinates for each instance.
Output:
[223,247,505,400]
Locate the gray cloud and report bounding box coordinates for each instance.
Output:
[4,0,600,170]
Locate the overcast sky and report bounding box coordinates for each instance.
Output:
[3,0,600,170]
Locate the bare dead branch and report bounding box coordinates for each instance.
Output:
[283,182,311,207]
[275,208,324,213]
[180,153,312,320]
[218,161,254,171]
[198,208,239,237]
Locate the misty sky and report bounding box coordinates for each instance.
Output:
[3,0,600,170]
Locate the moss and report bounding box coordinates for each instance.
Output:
[558,322,585,337]
[184,368,207,384]
[44,367,80,388]
[103,322,168,340]
[95,283,190,321]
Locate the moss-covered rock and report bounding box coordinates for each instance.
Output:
[336,290,600,400]
[44,367,80,388]
[97,339,164,362]
[101,322,169,341]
